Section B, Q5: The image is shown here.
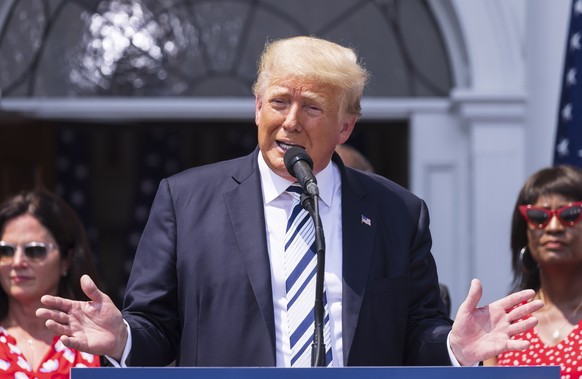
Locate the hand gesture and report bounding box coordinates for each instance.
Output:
[449,278,543,366]
[36,274,128,361]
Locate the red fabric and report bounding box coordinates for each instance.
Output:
[0,327,100,378]
[497,317,582,379]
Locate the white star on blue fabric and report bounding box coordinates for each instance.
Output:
[557,138,570,157]
[562,103,573,121]
[567,67,577,86]
[571,32,581,51]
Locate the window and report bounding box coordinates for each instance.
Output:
[0,0,452,98]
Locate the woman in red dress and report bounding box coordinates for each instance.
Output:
[487,165,582,379]
[0,190,101,377]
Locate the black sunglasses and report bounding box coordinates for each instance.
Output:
[0,241,56,262]
[518,201,582,229]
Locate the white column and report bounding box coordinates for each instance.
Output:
[410,110,470,314]
[451,90,526,307]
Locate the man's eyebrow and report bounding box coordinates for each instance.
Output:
[266,85,328,105]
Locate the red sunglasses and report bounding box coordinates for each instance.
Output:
[518,201,582,229]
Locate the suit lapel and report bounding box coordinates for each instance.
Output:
[223,150,276,359]
[338,158,377,365]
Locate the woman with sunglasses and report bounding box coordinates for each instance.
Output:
[0,190,101,378]
[486,165,582,378]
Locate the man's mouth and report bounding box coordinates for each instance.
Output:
[277,141,305,151]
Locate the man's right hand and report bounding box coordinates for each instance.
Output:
[36,274,128,361]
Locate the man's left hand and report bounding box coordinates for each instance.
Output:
[449,278,544,366]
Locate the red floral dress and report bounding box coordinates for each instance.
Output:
[0,327,100,378]
[497,317,582,379]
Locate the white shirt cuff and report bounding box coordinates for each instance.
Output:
[104,319,132,367]
[447,331,479,367]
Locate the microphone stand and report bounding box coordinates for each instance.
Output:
[300,192,326,367]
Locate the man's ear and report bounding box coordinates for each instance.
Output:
[338,115,357,144]
[255,97,263,126]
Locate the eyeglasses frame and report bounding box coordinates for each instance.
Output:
[518,201,582,229]
[0,241,57,263]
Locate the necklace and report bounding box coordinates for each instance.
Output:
[547,315,573,340]
[538,289,582,341]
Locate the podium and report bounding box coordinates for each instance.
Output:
[71,366,560,379]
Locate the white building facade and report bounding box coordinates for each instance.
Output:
[409,0,569,311]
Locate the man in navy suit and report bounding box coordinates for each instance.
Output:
[37,36,542,367]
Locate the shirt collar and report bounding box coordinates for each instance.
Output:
[258,151,336,208]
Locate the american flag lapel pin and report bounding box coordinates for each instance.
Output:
[361,214,371,226]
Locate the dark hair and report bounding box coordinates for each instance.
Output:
[510,165,582,291]
[0,190,100,320]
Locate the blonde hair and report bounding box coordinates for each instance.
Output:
[252,36,369,117]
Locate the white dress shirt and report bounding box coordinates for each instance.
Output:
[258,153,344,367]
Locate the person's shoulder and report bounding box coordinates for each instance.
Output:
[345,166,418,200]
[167,150,257,187]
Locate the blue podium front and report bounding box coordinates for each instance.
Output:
[71,366,560,379]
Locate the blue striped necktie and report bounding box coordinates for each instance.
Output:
[284,184,332,367]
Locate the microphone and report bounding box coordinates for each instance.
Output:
[284,147,319,197]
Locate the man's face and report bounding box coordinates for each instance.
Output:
[255,78,356,181]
